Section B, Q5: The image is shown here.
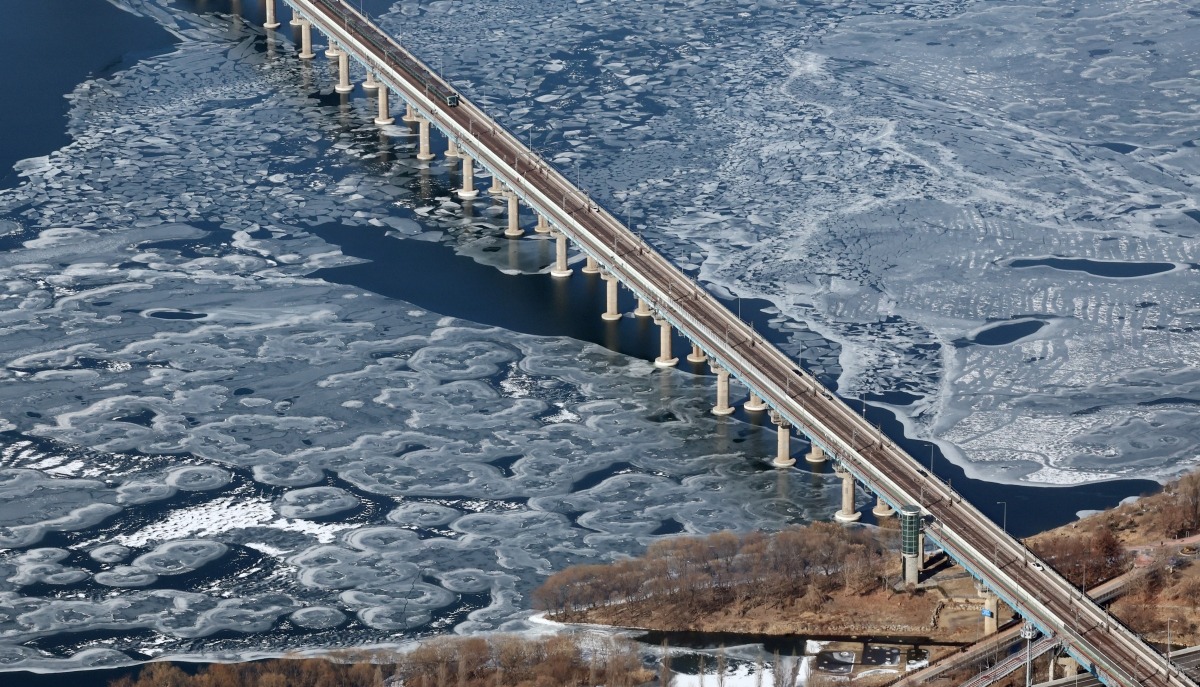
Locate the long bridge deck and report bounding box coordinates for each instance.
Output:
[280,2,1194,685]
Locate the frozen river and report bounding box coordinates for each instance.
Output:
[0,0,1195,674]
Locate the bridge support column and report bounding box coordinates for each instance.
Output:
[363,72,378,92]
[1055,657,1078,678]
[771,413,795,468]
[550,232,573,278]
[686,343,707,364]
[601,273,621,321]
[446,139,461,160]
[325,40,341,60]
[458,155,478,198]
[488,175,504,196]
[806,444,826,464]
[374,87,394,126]
[298,20,315,60]
[535,214,551,234]
[744,393,768,412]
[917,530,925,571]
[872,498,895,518]
[417,118,436,161]
[264,0,279,29]
[655,318,678,368]
[335,51,353,93]
[834,467,861,522]
[505,193,523,238]
[712,368,735,416]
[583,256,601,274]
[289,5,302,26]
[982,593,998,635]
[402,102,418,123]
[634,297,652,317]
[903,552,920,586]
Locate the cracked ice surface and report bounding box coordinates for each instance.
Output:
[0,1,842,669]
[389,0,1200,485]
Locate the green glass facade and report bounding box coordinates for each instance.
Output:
[900,504,921,556]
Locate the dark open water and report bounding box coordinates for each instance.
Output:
[0,0,1158,684]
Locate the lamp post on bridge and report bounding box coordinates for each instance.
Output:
[1021,621,1036,687]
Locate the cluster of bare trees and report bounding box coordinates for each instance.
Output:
[109,636,653,687]
[1030,527,1128,589]
[110,660,385,687]
[533,523,893,620]
[1159,471,1200,539]
[397,635,649,687]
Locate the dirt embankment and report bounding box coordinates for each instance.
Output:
[1028,470,1200,648]
[536,470,1200,646]
[535,522,999,643]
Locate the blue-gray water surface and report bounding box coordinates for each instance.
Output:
[0,0,1193,677]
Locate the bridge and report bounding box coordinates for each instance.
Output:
[258,1,1194,685]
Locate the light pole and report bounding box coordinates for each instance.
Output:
[1167,617,1173,668]
[1021,622,1036,687]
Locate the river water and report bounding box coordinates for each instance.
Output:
[0,0,1194,679]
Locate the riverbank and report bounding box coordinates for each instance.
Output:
[539,470,1200,655]
[534,523,1011,647]
[1029,470,1200,648]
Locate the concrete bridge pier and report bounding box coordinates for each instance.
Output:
[744,393,768,412]
[583,256,601,274]
[834,467,861,522]
[335,50,353,93]
[446,139,461,161]
[1052,656,1079,679]
[712,367,734,416]
[504,192,523,237]
[601,273,621,321]
[806,444,826,464]
[457,155,478,198]
[550,232,572,278]
[654,318,678,367]
[982,593,999,635]
[402,102,418,123]
[363,72,378,92]
[634,297,652,317]
[771,413,795,468]
[535,214,551,234]
[488,174,504,196]
[298,20,315,59]
[872,498,895,518]
[264,0,279,29]
[686,343,707,364]
[289,5,302,26]
[416,117,436,161]
[324,39,342,60]
[374,86,394,126]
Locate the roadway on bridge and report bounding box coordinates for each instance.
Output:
[285,3,1195,686]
